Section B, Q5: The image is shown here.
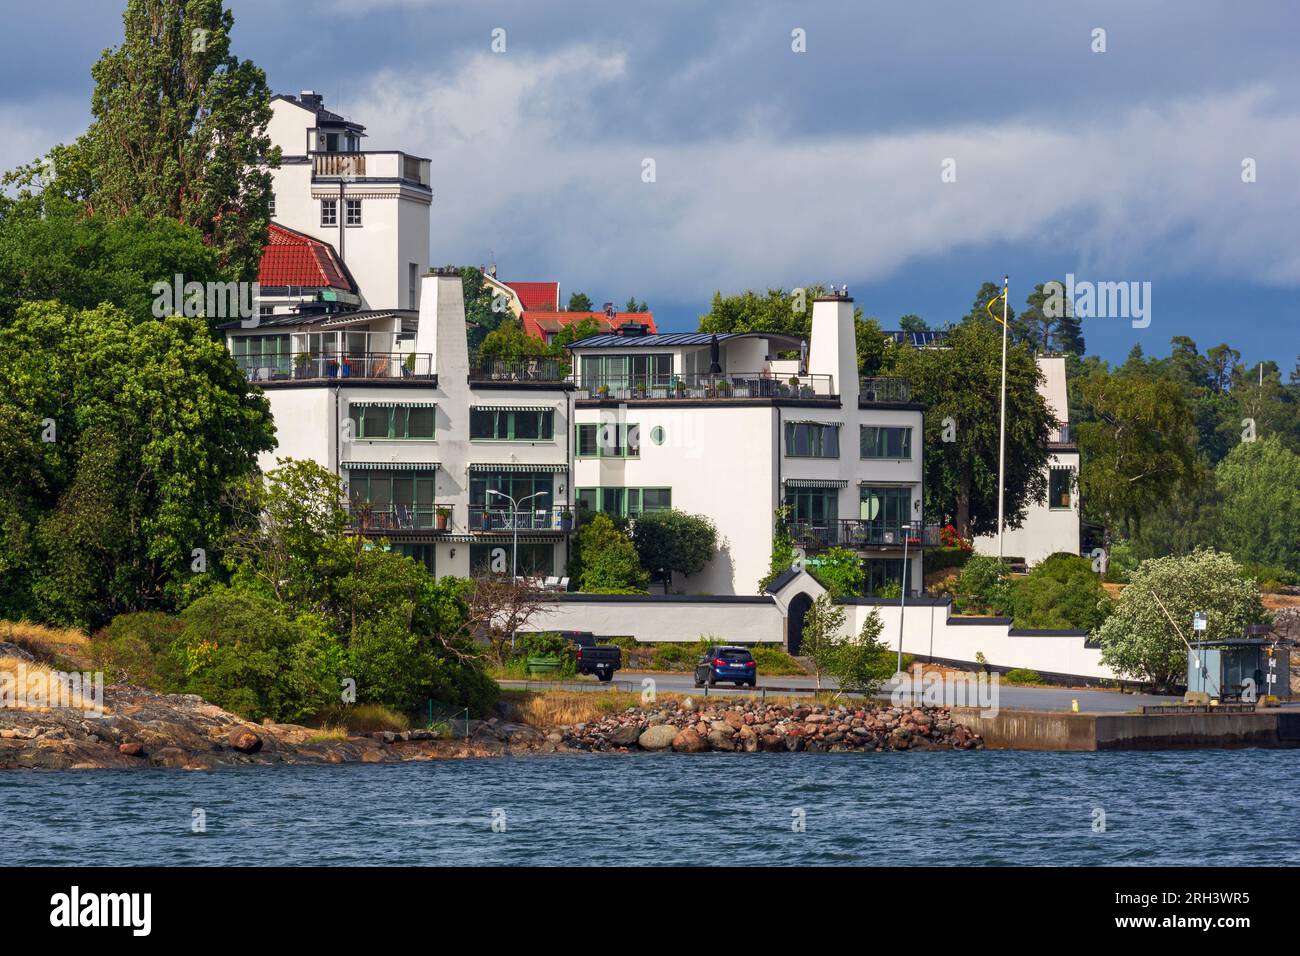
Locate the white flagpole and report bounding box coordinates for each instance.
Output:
[996,275,1009,563]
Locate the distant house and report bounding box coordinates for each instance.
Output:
[523,309,657,344]
[257,222,359,315]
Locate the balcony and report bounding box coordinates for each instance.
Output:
[469,357,568,383]
[312,151,431,188]
[858,377,912,403]
[580,372,835,401]
[347,505,441,534]
[468,506,577,533]
[236,351,434,383]
[785,519,940,551]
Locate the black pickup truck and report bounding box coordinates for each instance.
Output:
[564,631,621,681]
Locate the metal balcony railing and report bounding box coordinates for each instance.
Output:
[236,351,434,382]
[346,504,441,533]
[469,357,568,383]
[785,519,940,551]
[581,372,835,401]
[858,377,911,403]
[468,506,577,532]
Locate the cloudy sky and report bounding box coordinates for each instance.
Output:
[3,0,1297,365]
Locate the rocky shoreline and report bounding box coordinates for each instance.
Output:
[544,699,983,753]
[0,683,980,770]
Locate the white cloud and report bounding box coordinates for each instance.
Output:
[349,47,1300,302]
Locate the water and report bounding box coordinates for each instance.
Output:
[2,750,1297,866]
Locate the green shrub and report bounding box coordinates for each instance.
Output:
[924,547,971,575]
[1003,668,1041,685]
[90,611,186,689]
[1103,539,1138,583]
[1010,552,1112,631]
[954,556,1013,614]
[315,703,411,732]
[747,644,808,676]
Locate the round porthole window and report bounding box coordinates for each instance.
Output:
[650,425,666,445]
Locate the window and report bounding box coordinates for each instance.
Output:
[580,353,672,389]
[865,558,913,596]
[348,470,436,528]
[784,421,840,458]
[1049,467,1074,510]
[575,422,639,457]
[469,471,553,510]
[320,199,337,227]
[268,195,276,218]
[469,543,554,578]
[860,425,912,459]
[345,198,362,226]
[859,486,912,535]
[348,403,435,440]
[470,408,554,441]
[576,487,671,518]
[393,543,435,573]
[784,488,839,528]
[408,263,419,310]
[231,334,291,374]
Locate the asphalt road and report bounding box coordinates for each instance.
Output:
[497,670,1181,713]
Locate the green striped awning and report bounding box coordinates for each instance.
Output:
[470,404,555,412]
[349,400,437,408]
[784,478,849,489]
[341,461,440,471]
[467,462,567,473]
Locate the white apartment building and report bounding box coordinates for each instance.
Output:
[266,91,431,313]
[567,292,928,600]
[973,354,1082,563]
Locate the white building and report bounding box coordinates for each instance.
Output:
[973,354,1081,564]
[567,291,928,601]
[266,91,431,313]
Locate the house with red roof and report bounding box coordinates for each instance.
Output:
[257,222,360,316]
[479,270,655,342]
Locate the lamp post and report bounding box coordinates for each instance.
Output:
[898,523,912,700]
[486,489,546,579]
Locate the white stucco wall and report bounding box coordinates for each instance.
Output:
[531,598,784,644]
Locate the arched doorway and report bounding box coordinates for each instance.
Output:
[787,592,813,657]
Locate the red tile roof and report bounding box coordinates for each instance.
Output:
[504,281,560,312]
[259,222,355,291]
[521,311,657,340]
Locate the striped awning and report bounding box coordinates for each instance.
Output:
[468,462,567,473]
[341,461,440,471]
[349,400,437,408]
[470,404,555,412]
[784,478,849,489]
[785,420,842,426]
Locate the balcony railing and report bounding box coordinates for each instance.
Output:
[312,151,432,187]
[785,519,940,551]
[347,504,440,533]
[236,351,434,382]
[1048,424,1072,444]
[859,377,911,403]
[469,357,568,383]
[580,372,835,401]
[468,506,577,532]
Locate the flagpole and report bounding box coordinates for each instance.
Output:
[996,275,1009,563]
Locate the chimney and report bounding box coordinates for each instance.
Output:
[603,302,615,319]
[299,90,323,110]
[807,287,858,401]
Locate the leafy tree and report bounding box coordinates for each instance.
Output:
[897,313,929,333]
[476,318,550,363]
[1097,549,1266,689]
[698,285,827,339]
[571,513,648,593]
[631,509,718,593]
[1128,467,1221,563]
[809,547,865,599]
[1075,367,1199,549]
[819,609,895,697]
[457,266,505,350]
[625,297,650,313]
[0,301,274,627]
[1214,436,1300,574]
[888,320,1053,536]
[0,198,221,326]
[1009,553,1111,630]
[800,593,847,692]
[1020,280,1084,355]
[566,291,593,312]
[22,0,277,280]
[856,316,894,375]
[953,555,1013,615]
[758,506,797,592]
[549,315,605,348]
[90,611,186,688]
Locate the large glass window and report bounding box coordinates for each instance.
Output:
[1049,467,1074,510]
[860,425,912,459]
[859,486,911,533]
[575,422,640,457]
[231,334,292,374]
[580,354,672,389]
[349,404,435,440]
[784,488,839,527]
[575,487,671,518]
[865,558,914,595]
[469,543,555,578]
[470,408,554,441]
[348,470,436,528]
[393,543,435,573]
[784,421,840,458]
[469,471,553,510]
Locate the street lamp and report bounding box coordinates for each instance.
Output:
[898,522,912,700]
[486,489,546,579]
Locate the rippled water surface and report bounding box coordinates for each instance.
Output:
[3,751,1297,866]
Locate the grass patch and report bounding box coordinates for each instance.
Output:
[501,689,682,728]
[1003,668,1042,685]
[313,703,411,733]
[1,620,93,669]
[610,638,807,675]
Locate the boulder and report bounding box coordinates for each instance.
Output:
[722,711,746,730]
[608,724,642,747]
[118,742,145,757]
[638,725,679,751]
[706,729,736,751]
[227,729,263,754]
[672,728,708,753]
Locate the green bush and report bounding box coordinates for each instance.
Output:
[924,547,971,575]
[176,588,337,723]
[1103,539,1138,583]
[90,611,185,689]
[1003,668,1041,685]
[1010,553,1112,631]
[747,644,808,676]
[954,556,1013,614]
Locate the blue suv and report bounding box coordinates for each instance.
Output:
[694,646,757,688]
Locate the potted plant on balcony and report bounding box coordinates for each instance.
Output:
[293,352,311,379]
[435,505,451,531]
[559,509,574,531]
[403,353,417,377]
[716,379,731,397]
[673,377,687,397]
[326,357,339,378]
[632,382,647,399]
[339,356,352,378]
[597,383,610,398]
